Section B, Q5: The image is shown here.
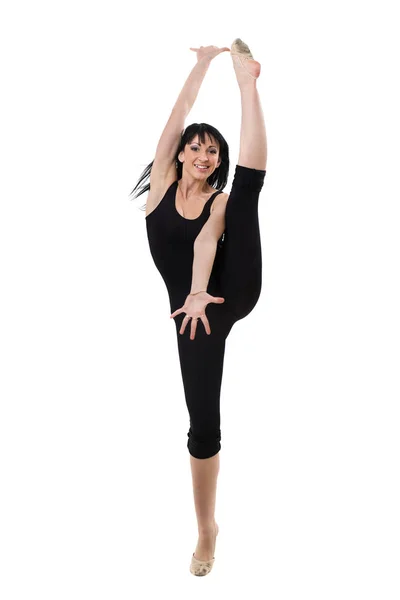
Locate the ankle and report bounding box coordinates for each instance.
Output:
[198,521,216,535]
[238,78,257,92]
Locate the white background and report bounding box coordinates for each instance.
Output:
[1,1,399,598]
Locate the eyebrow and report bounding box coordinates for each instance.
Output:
[191,141,218,148]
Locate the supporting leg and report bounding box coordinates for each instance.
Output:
[190,452,219,562]
[172,308,224,560]
[190,452,220,534]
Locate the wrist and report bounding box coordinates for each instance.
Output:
[197,56,212,67]
[190,289,207,296]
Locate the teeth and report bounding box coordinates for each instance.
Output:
[195,165,208,170]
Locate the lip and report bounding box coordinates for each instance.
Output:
[194,164,209,169]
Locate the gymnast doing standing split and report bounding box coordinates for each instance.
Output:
[130,38,268,576]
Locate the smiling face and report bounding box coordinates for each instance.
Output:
[178,134,221,177]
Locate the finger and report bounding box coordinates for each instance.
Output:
[220,47,231,52]
[211,296,225,303]
[170,307,183,319]
[200,314,211,335]
[179,315,191,335]
[190,317,198,341]
[189,47,199,51]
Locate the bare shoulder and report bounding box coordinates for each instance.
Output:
[145,162,178,218]
[210,191,229,214]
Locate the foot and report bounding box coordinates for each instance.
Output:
[231,38,261,83]
[193,521,219,562]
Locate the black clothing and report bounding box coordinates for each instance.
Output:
[146,164,266,458]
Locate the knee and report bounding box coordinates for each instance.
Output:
[233,164,266,194]
[187,428,221,459]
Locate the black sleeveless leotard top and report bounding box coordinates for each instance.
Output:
[145,180,225,310]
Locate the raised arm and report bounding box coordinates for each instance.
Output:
[151,47,230,185]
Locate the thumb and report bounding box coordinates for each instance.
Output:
[212,296,225,303]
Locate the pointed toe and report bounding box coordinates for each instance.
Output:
[231,38,254,59]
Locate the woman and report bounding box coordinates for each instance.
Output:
[130,39,267,576]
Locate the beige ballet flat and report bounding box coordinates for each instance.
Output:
[230,37,260,79]
[189,522,219,576]
[190,553,215,577]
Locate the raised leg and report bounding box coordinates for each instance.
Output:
[238,83,267,169]
[215,40,267,321]
[231,39,268,170]
[218,166,265,320]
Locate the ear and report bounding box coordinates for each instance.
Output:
[178,151,184,163]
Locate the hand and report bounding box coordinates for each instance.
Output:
[189,45,230,63]
[170,291,225,340]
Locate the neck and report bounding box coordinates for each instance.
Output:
[178,174,212,201]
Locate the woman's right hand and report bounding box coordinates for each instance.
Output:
[170,291,225,340]
[190,45,230,62]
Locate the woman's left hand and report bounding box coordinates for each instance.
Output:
[189,45,230,63]
[170,291,225,340]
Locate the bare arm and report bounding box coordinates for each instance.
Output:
[170,193,229,337]
[151,56,214,182]
[151,47,229,180]
[190,239,218,295]
[190,195,228,294]
[173,56,212,116]
[173,45,229,115]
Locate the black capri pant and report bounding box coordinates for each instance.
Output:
[173,164,266,459]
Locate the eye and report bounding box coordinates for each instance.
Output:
[190,146,217,154]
